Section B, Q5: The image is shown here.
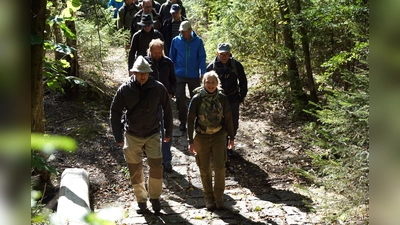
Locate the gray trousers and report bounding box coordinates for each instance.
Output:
[175,76,200,123]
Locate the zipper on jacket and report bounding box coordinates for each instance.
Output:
[185,41,189,78]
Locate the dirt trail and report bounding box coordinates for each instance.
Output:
[45,46,333,224]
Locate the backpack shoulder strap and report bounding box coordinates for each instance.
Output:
[231,58,239,78]
[123,5,128,21]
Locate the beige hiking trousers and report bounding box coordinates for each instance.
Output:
[194,131,227,202]
[123,133,163,203]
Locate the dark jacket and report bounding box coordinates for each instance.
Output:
[110,76,173,143]
[128,28,164,70]
[117,2,141,30]
[161,15,187,56]
[145,55,177,97]
[130,9,162,38]
[206,56,248,103]
[187,88,234,144]
[152,0,161,13]
[158,0,186,23]
[169,31,207,78]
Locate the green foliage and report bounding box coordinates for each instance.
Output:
[43,56,66,92]
[31,133,78,224]
[31,133,124,225]
[120,166,130,179]
[303,40,369,223]
[43,54,87,93]
[186,0,280,72]
[35,0,369,223]
[48,15,76,40]
[61,0,83,18]
[79,2,116,28]
[44,1,89,94]
[31,133,77,175]
[31,133,78,153]
[254,206,262,212]
[75,13,116,65]
[85,207,125,225]
[300,0,369,76]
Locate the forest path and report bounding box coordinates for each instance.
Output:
[45,46,331,224]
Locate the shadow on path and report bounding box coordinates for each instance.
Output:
[226,153,314,213]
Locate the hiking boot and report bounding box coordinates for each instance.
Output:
[137,202,147,214]
[205,199,216,211]
[216,199,225,209]
[163,162,173,173]
[150,198,161,214]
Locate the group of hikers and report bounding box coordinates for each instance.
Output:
[108,0,248,215]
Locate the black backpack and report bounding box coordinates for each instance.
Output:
[211,58,239,79]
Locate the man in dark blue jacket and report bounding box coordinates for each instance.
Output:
[161,4,187,56]
[110,55,173,214]
[206,43,248,157]
[169,20,207,131]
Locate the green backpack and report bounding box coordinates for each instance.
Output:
[193,87,225,134]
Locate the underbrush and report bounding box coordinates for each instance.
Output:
[247,62,369,224]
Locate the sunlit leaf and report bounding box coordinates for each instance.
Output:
[55,43,76,54]
[31,133,77,153]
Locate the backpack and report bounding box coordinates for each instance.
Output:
[193,87,225,135]
[212,57,239,79]
[123,4,140,27]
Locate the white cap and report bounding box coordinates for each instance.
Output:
[179,21,191,32]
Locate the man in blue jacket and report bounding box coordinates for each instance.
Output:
[108,0,124,18]
[169,20,206,131]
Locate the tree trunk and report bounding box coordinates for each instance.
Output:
[31,0,50,183]
[63,20,80,99]
[278,0,307,104]
[31,0,47,133]
[65,20,79,77]
[202,1,209,29]
[294,0,318,104]
[52,0,64,60]
[273,20,278,77]
[277,0,307,103]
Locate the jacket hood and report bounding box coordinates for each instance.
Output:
[178,30,199,42]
